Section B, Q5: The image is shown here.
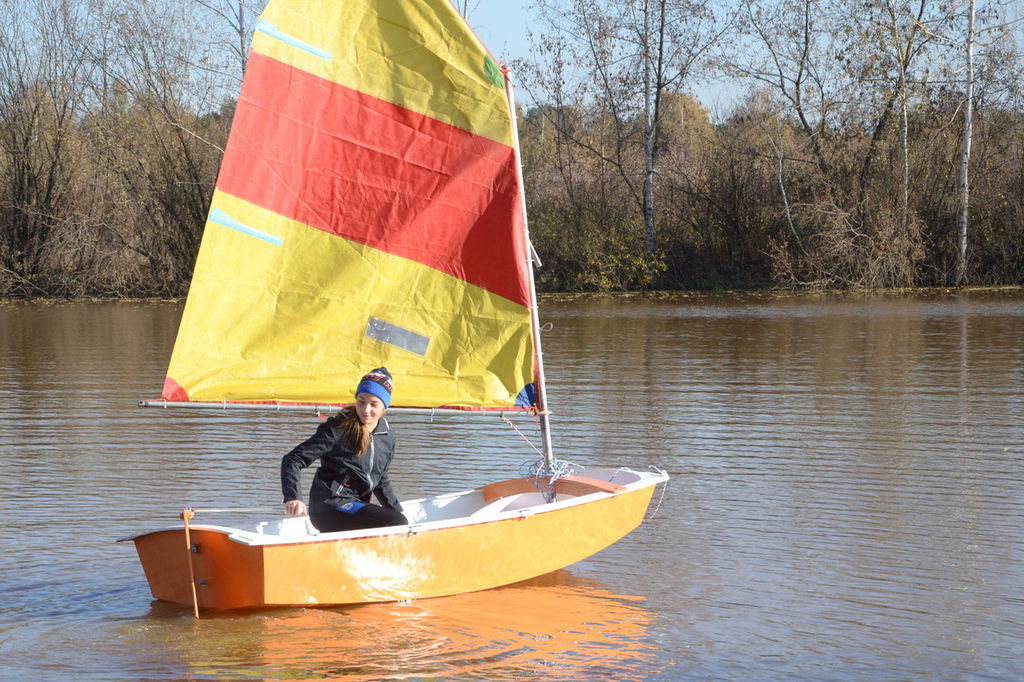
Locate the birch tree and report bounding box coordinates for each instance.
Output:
[194,0,267,85]
[523,0,726,281]
[918,0,1021,284]
[956,0,975,285]
[730,0,953,286]
[948,0,1021,284]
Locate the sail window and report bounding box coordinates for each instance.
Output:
[255,19,332,61]
[209,208,284,247]
[365,317,430,357]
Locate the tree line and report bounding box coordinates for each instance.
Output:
[517,0,1023,290]
[1,0,1022,297]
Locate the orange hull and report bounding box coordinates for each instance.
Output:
[128,470,666,610]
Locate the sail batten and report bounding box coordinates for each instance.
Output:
[255,19,333,60]
[159,0,536,411]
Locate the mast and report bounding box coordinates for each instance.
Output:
[504,72,555,469]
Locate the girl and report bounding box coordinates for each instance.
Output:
[281,367,407,532]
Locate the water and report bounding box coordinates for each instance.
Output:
[1,291,1022,680]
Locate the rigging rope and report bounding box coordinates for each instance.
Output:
[644,465,668,520]
[501,413,544,457]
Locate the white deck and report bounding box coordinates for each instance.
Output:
[228,467,667,546]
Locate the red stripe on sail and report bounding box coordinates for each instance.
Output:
[215,52,530,307]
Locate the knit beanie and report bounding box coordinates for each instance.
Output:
[355,367,393,408]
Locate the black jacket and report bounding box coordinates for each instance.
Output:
[280,413,402,514]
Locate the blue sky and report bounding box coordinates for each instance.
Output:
[464,1,534,63]
[460,1,738,112]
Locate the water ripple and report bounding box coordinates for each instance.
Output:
[2,293,1023,679]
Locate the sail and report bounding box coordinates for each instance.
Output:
[160,0,535,410]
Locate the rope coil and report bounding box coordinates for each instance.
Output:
[519,456,583,502]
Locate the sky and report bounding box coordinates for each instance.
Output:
[463,1,535,64]
[460,0,737,113]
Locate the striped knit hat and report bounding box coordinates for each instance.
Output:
[355,367,393,408]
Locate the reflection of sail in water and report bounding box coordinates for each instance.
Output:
[242,573,656,680]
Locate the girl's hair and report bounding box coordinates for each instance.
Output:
[337,407,371,456]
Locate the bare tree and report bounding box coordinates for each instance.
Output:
[729,0,958,286]
[956,0,975,285]
[0,0,92,295]
[522,0,727,280]
[912,0,1022,284]
[454,0,482,20]
[82,0,232,290]
[194,0,267,85]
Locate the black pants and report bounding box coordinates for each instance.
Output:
[310,502,407,533]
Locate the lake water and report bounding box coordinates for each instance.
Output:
[1,290,1022,680]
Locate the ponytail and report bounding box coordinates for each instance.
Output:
[337,408,371,456]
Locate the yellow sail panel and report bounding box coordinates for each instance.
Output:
[251,0,512,146]
[164,192,534,407]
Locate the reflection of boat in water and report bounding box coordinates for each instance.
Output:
[181,572,658,680]
[124,0,667,612]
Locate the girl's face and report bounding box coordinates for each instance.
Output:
[354,392,385,427]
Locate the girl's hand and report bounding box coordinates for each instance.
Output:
[284,499,308,516]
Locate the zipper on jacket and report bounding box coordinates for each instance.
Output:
[366,435,376,487]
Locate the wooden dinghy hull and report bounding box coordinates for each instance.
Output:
[126,469,666,610]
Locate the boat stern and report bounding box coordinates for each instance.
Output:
[129,525,266,610]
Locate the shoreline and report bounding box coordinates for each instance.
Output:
[3,284,1023,305]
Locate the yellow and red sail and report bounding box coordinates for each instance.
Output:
[161,0,535,409]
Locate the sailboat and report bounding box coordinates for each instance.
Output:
[125,0,668,612]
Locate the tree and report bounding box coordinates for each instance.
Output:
[728,0,955,286]
[522,0,726,284]
[956,0,975,285]
[193,0,267,84]
[0,0,91,295]
[454,0,481,20]
[949,0,1023,284]
[83,0,234,292]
